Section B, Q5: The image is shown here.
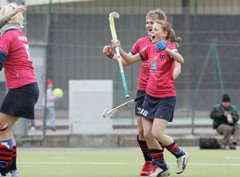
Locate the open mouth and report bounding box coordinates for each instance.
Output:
[151,35,156,39]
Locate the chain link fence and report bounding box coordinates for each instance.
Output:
[3,0,240,132]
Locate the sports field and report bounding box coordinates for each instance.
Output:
[17,147,240,177]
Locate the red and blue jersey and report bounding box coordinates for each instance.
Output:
[0,30,37,89]
[131,36,152,91]
[139,42,177,98]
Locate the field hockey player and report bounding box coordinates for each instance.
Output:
[103,9,181,176]
[0,3,39,177]
[111,20,189,177]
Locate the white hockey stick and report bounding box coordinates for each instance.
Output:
[102,94,144,118]
[109,12,129,98]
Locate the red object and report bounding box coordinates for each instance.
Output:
[0,30,37,89]
[140,161,152,176]
[140,42,177,98]
[151,165,158,174]
[47,79,53,84]
[131,36,152,91]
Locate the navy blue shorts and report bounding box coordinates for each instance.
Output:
[0,83,39,120]
[135,90,146,116]
[140,94,176,122]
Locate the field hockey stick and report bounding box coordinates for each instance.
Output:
[103,94,145,118]
[109,12,129,98]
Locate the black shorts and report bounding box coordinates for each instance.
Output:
[140,94,176,122]
[0,82,39,120]
[135,90,146,116]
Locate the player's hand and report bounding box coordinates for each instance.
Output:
[156,40,167,51]
[15,5,27,12]
[111,39,121,48]
[224,111,228,117]
[7,5,27,18]
[103,45,112,56]
[103,45,114,59]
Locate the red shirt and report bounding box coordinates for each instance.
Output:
[131,36,152,91]
[140,42,177,98]
[0,30,37,89]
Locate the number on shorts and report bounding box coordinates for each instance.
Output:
[138,108,148,116]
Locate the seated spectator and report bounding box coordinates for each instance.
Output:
[210,94,240,149]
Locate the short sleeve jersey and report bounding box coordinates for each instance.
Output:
[0,30,37,89]
[139,42,177,98]
[131,36,152,91]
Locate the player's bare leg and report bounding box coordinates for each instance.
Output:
[0,113,19,177]
[143,118,170,177]
[151,118,190,174]
[137,116,153,176]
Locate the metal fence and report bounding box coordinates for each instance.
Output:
[6,0,240,130]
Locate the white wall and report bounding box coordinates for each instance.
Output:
[69,80,113,134]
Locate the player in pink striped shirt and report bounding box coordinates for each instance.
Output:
[0,3,39,177]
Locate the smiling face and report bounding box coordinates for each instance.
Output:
[150,21,168,43]
[145,16,155,36]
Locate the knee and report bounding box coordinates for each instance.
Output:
[143,130,153,140]
[224,126,233,133]
[0,129,9,138]
[152,129,163,140]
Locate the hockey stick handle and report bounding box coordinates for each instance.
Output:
[115,47,129,98]
[109,13,129,98]
[134,94,145,102]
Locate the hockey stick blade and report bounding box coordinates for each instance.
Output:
[103,100,134,118]
[102,94,145,118]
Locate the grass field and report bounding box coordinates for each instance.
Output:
[16,147,240,177]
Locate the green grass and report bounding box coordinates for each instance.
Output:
[16,147,240,177]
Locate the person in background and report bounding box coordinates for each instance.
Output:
[29,119,36,131]
[0,3,39,177]
[210,94,240,149]
[44,79,59,131]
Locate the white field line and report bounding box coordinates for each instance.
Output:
[225,157,240,159]
[18,162,240,166]
[18,162,129,165]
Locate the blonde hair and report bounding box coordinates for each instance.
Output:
[155,20,181,46]
[0,3,24,28]
[146,8,167,21]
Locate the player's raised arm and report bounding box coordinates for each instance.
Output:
[165,47,184,64]
[102,45,130,66]
[0,5,26,29]
[0,17,8,29]
[7,5,26,18]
